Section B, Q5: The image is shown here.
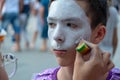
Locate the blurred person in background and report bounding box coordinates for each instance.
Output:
[99,0,118,58]
[0,0,23,51]
[19,0,33,48]
[39,0,49,51]
[30,0,43,49]
[112,0,120,13]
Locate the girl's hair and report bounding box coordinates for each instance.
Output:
[49,0,108,29]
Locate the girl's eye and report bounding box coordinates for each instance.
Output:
[66,23,78,29]
[48,23,56,28]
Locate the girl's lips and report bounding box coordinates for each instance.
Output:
[53,49,67,55]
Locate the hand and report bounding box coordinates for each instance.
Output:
[0,53,3,66]
[73,40,114,80]
[0,53,9,80]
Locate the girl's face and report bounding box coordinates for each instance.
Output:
[48,0,92,66]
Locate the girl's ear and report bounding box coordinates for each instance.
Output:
[90,24,106,44]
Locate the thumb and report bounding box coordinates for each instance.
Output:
[75,50,84,65]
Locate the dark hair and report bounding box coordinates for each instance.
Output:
[114,5,119,11]
[50,0,108,29]
[38,0,41,2]
[86,0,108,29]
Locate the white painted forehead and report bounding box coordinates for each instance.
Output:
[49,0,87,19]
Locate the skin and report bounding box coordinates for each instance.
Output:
[48,0,92,66]
[48,0,114,80]
[0,0,23,51]
[0,53,8,80]
[48,0,91,50]
[73,40,114,80]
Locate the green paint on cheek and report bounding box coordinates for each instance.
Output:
[76,42,90,54]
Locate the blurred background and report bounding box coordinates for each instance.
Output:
[0,0,120,80]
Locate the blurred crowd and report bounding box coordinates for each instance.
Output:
[0,0,49,52]
[0,0,120,60]
[0,0,120,80]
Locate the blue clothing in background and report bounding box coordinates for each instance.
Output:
[41,0,49,19]
[40,0,49,39]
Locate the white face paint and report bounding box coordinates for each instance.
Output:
[48,0,92,50]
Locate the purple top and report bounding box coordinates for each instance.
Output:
[32,68,120,80]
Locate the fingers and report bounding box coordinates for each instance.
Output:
[82,40,103,61]
[76,41,91,55]
[103,72,109,80]
[76,39,114,70]
[75,39,93,64]
[102,52,114,73]
[83,39,96,49]
[106,60,114,72]
[76,39,103,62]
[103,52,111,65]
[75,51,84,65]
[107,60,114,71]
